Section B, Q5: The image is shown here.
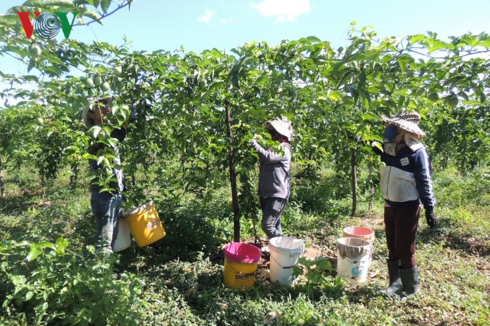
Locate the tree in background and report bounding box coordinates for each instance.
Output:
[1,2,490,239]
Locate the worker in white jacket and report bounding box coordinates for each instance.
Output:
[372,110,437,298]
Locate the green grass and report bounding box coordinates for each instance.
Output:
[0,165,489,325]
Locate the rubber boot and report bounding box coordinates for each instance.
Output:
[382,260,402,296]
[399,266,420,297]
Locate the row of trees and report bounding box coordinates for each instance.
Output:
[1,1,490,240]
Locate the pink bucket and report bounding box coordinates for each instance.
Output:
[223,242,261,263]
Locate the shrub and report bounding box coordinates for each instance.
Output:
[0,237,145,325]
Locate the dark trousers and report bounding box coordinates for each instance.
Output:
[91,189,124,253]
[384,205,421,268]
[260,197,287,239]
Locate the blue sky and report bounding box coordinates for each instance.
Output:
[1,0,490,76]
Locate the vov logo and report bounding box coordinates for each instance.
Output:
[17,12,79,40]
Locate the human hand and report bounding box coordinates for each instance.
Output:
[370,141,383,155]
[425,209,437,228]
[253,134,263,142]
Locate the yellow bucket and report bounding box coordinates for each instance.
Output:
[222,242,261,291]
[223,257,258,291]
[124,201,166,248]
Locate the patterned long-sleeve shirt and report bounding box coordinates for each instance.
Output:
[88,128,128,193]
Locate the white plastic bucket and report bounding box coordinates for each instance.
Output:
[336,237,372,283]
[113,217,131,252]
[269,236,305,285]
[343,226,375,252]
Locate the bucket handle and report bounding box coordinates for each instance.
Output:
[270,239,305,269]
[284,238,305,251]
[281,239,306,254]
[361,218,372,230]
[270,255,296,269]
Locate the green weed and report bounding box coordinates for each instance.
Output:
[0,165,489,325]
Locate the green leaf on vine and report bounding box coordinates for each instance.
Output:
[101,0,111,13]
[25,244,42,262]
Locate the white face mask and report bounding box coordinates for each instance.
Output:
[383,130,406,156]
[383,141,397,156]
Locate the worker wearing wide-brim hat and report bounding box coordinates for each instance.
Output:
[372,110,437,298]
[251,117,293,239]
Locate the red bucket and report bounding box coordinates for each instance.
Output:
[343,226,374,239]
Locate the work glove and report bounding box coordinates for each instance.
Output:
[425,207,437,228]
[253,134,263,142]
[370,141,383,155]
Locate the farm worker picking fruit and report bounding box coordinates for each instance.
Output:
[371,110,437,298]
[251,117,293,239]
[82,97,137,254]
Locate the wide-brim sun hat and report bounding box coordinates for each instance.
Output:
[265,117,294,141]
[382,110,426,138]
[82,97,112,128]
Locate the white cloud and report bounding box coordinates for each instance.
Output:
[198,9,216,23]
[251,0,310,23]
